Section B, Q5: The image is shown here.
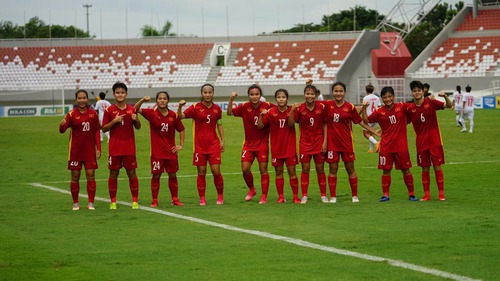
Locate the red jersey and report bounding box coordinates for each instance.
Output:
[102,104,137,156]
[325,101,362,152]
[232,101,274,151]
[406,98,445,152]
[59,108,101,162]
[293,101,326,155]
[262,106,296,159]
[183,102,222,154]
[368,102,409,153]
[141,108,185,159]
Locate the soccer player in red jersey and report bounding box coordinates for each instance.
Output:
[227,84,275,204]
[325,82,380,203]
[59,90,101,211]
[407,80,452,201]
[102,82,142,210]
[288,83,328,204]
[177,84,225,206]
[361,86,417,202]
[135,91,185,207]
[258,89,300,204]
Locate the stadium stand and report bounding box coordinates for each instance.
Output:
[215,40,355,86]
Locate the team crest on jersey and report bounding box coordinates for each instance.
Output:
[89,113,95,118]
[168,117,175,122]
[127,110,133,114]
[315,109,322,114]
[343,108,349,112]
[424,104,430,109]
[395,107,401,112]
[214,109,219,114]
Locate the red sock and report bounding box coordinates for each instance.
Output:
[87,180,96,203]
[328,175,337,197]
[108,178,118,203]
[422,171,430,196]
[300,172,309,197]
[435,170,445,196]
[151,177,160,201]
[290,177,299,198]
[404,173,415,196]
[197,175,206,197]
[261,173,270,195]
[214,174,224,195]
[70,181,79,203]
[129,177,139,202]
[243,172,254,189]
[349,177,358,197]
[168,176,179,198]
[276,177,285,197]
[381,175,391,196]
[317,172,327,197]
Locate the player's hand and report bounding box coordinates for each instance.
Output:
[60,118,66,126]
[220,141,225,153]
[428,94,436,100]
[113,114,124,123]
[96,150,101,160]
[291,103,300,110]
[131,114,138,121]
[362,101,369,108]
[260,109,268,115]
[438,91,446,97]
[179,100,186,107]
[172,145,183,153]
[306,78,313,85]
[143,96,151,102]
[230,92,238,100]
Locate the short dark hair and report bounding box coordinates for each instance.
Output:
[156,91,170,101]
[247,84,263,96]
[75,89,89,99]
[332,81,346,92]
[380,86,394,97]
[410,81,424,91]
[304,84,318,95]
[423,83,430,89]
[99,92,106,100]
[465,84,472,92]
[112,82,128,93]
[274,88,289,99]
[365,84,375,93]
[456,85,461,93]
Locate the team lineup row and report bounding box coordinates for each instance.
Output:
[59,79,453,210]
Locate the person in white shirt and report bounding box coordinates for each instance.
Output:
[461,85,475,133]
[361,84,381,153]
[452,85,464,127]
[94,92,112,142]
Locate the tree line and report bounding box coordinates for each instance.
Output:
[0,2,464,58]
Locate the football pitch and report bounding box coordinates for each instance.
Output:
[0,109,498,280]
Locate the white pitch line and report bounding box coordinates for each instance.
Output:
[30,182,481,281]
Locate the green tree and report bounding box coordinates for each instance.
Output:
[140,20,176,37]
[0,17,89,39]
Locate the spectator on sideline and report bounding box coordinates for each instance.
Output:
[288,82,328,204]
[361,84,381,153]
[324,82,380,203]
[452,85,464,127]
[227,84,275,204]
[95,92,112,142]
[135,92,185,207]
[407,80,452,201]
[102,82,142,210]
[361,86,417,202]
[177,84,225,206]
[461,85,475,133]
[258,89,300,204]
[59,89,101,210]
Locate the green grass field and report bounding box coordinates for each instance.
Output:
[0,108,498,281]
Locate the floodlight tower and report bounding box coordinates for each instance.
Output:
[376,0,442,55]
[83,4,92,36]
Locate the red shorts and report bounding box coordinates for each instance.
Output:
[193,151,222,166]
[67,160,98,170]
[299,152,325,164]
[325,151,355,163]
[378,151,412,170]
[271,155,298,167]
[108,155,138,170]
[151,157,179,174]
[417,146,445,167]
[241,149,269,163]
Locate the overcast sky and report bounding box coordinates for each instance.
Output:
[1,0,468,39]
